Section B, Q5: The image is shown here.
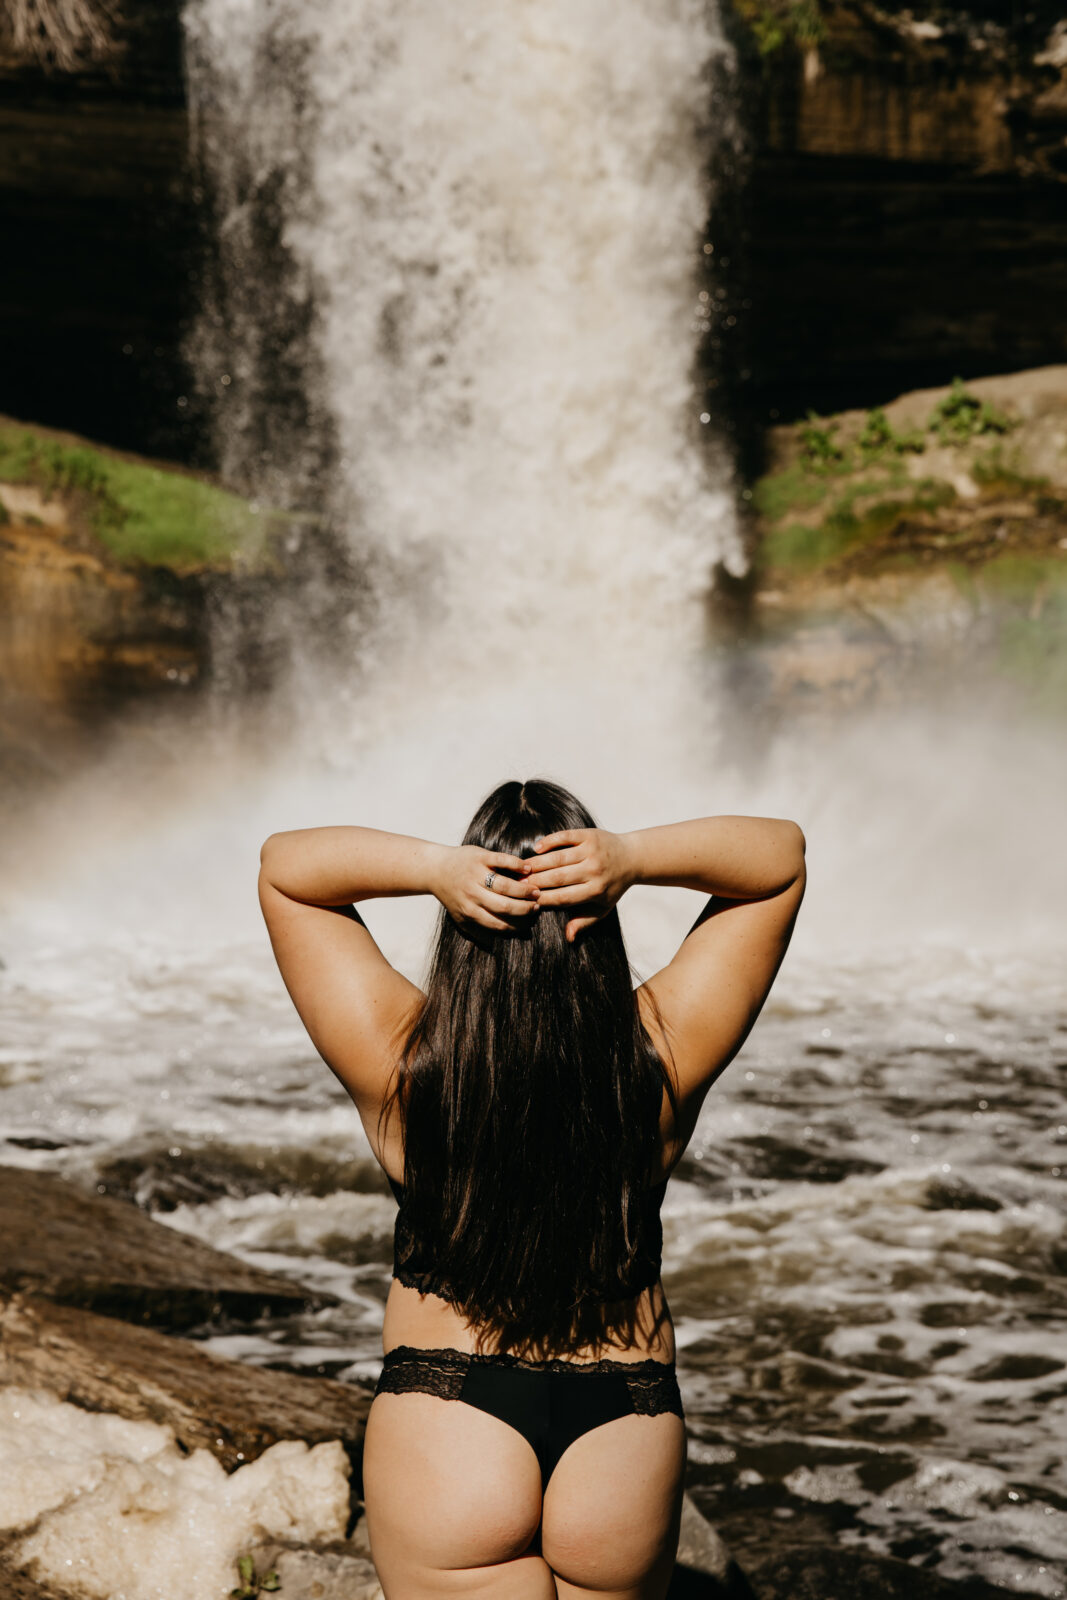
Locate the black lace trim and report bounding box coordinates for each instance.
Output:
[375,1344,683,1417]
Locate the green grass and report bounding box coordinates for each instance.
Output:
[0,424,272,572]
[752,460,840,523]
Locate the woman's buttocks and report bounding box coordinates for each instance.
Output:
[381,1278,677,1364]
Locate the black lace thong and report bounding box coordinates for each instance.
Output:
[374,1344,684,1488]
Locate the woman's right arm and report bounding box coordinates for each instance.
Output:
[258,827,537,1155]
[526,816,806,1162]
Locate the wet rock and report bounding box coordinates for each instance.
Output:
[247,1541,383,1600]
[670,1494,758,1597]
[0,1165,335,1331]
[748,1546,1046,1600]
[0,1294,371,1474]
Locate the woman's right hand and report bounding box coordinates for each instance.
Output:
[522,829,636,942]
[432,845,541,933]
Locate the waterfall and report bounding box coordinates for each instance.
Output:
[182,0,742,738]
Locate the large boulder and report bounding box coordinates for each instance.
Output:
[0,1165,334,1331]
[0,1294,370,1473]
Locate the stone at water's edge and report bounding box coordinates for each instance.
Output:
[671,1494,757,1596]
[0,1165,335,1331]
[0,1294,370,1474]
[248,1541,383,1600]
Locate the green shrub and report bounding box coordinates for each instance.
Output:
[798,410,845,468]
[928,378,1015,445]
[858,407,926,458]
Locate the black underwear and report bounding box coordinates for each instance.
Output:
[374,1344,684,1489]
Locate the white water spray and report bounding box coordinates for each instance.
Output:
[183,0,741,720]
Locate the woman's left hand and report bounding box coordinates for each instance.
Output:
[522,829,635,942]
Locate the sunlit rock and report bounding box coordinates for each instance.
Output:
[1,1388,349,1600]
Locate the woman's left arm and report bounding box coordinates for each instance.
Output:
[258,828,536,1151]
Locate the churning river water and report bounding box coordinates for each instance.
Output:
[2,701,1065,1597]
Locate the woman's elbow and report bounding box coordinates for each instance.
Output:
[259,832,289,873]
[783,820,807,879]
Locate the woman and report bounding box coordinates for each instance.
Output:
[259,778,805,1600]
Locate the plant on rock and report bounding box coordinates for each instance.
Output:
[798,411,845,468]
[230,1553,280,1598]
[929,378,1015,445]
[858,407,925,458]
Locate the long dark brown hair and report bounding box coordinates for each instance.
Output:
[383,778,676,1351]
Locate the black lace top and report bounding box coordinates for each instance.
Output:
[387,1174,669,1301]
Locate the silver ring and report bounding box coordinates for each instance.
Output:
[484,871,497,892]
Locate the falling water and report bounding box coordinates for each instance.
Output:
[182,0,741,719]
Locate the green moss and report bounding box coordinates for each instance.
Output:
[752,461,837,522]
[0,424,273,572]
[231,1553,280,1598]
[761,479,957,573]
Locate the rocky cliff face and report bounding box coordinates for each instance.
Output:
[0,414,297,809]
[5,1,1067,469]
[718,1,1067,428]
[0,1,201,461]
[722,364,1067,723]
